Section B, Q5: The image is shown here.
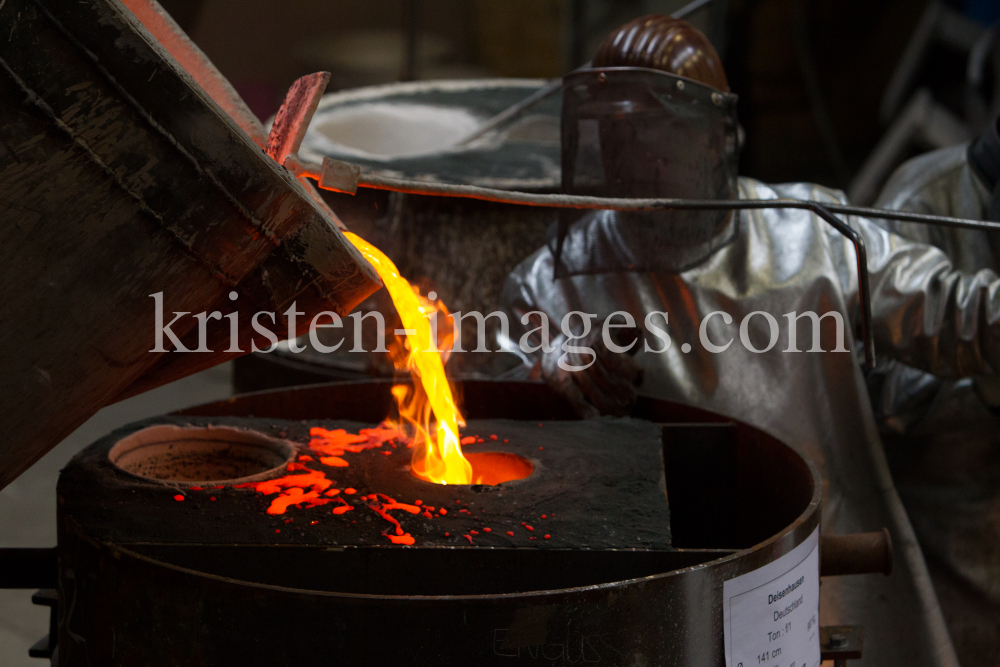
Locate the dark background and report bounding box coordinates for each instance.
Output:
[160,0,1000,199]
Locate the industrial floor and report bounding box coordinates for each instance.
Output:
[0,364,234,666]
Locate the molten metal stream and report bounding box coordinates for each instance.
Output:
[344,232,473,485]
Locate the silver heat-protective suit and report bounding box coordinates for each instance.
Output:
[869,119,1000,666]
[496,67,995,667]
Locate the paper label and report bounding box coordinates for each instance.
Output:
[723,526,820,667]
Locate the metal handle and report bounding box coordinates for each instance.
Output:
[821,529,893,577]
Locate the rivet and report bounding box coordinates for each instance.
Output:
[676,80,685,91]
[712,92,724,106]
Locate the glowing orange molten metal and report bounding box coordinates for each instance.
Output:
[344,232,473,485]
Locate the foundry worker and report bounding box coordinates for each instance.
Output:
[496,15,991,667]
[870,116,1000,430]
[863,116,1000,665]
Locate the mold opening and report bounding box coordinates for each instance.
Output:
[410,451,533,486]
[109,425,295,485]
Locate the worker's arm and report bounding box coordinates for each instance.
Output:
[857,215,1000,377]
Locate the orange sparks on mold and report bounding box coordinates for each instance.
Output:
[345,232,472,485]
[266,488,321,514]
[320,456,350,467]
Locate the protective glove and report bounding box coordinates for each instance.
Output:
[541,326,644,419]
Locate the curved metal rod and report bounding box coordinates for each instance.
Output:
[352,178,880,368]
[811,203,874,369]
[311,160,1000,371]
[334,169,1000,233]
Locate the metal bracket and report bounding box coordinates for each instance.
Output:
[820,625,864,665]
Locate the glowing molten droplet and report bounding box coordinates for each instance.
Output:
[266,488,321,515]
[345,232,472,485]
[320,456,349,467]
[173,494,184,502]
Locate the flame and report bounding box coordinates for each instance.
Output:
[344,232,472,485]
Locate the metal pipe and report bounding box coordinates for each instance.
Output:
[821,529,893,577]
[309,158,1000,232]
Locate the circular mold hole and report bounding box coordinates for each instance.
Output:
[313,102,480,158]
[465,452,533,486]
[109,425,295,486]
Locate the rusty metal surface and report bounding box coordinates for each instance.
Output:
[266,72,332,165]
[121,0,267,147]
[821,530,894,577]
[57,381,821,667]
[0,0,379,489]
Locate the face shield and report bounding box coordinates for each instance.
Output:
[553,67,740,276]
